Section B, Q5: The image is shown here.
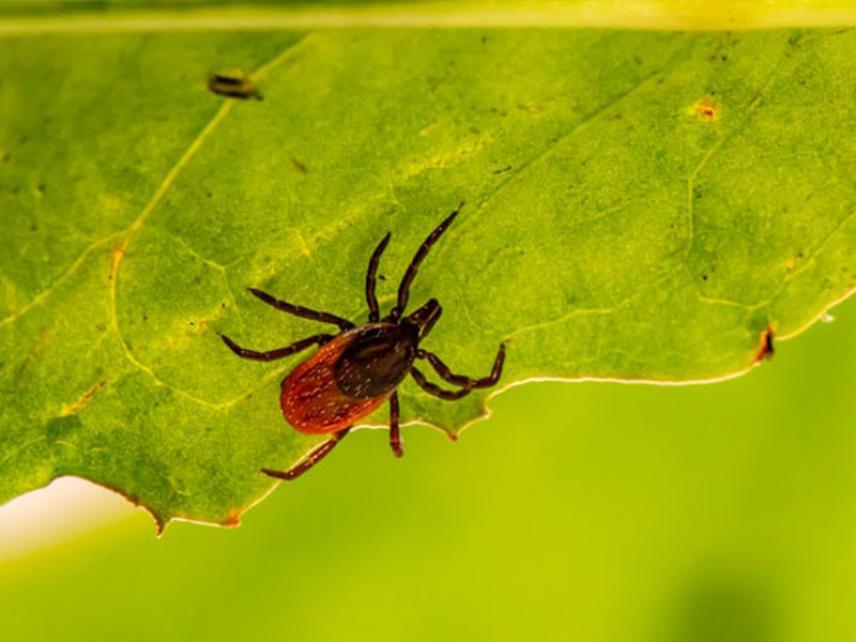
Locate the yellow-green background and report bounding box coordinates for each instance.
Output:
[1,296,853,641]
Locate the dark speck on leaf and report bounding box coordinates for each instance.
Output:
[493,165,512,175]
[291,158,308,174]
[702,274,709,281]
[208,72,263,100]
[378,274,386,281]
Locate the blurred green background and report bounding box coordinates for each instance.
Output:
[0,297,853,641]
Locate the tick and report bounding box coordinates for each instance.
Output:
[221,203,505,480]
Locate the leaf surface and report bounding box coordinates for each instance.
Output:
[1,18,854,527]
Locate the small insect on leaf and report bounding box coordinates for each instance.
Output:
[207,72,263,100]
[221,203,506,482]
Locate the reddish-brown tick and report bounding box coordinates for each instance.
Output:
[221,204,505,479]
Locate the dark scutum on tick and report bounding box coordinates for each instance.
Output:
[220,202,506,480]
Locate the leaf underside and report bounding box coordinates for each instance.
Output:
[1,24,854,528]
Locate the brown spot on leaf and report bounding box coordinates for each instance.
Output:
[221,511,241,528]
[291,158,307,174]
[754,327,775,363]
[689,98,719,122]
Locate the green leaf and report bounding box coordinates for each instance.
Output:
[1,14,854,529]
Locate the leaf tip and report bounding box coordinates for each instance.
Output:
[154,516,169,538]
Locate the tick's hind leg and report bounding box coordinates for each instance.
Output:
[248,287,355,331]
[389,391,403,458]
[417,343,505,389]
[220,333,332,361]
[261,427,351,481]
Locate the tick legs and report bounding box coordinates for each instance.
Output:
[220,333,331,361]
[248,287,354,331]
[411,367,473,400]
[261,427,351,481]
[389,391,403,458]
[410,343,506,400]
[417,344,506,388]
[389,201,464,320]
[365,232,391,322]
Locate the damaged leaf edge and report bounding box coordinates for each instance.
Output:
[17,283,853,536]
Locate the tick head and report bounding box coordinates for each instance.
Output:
[405,298,441,340]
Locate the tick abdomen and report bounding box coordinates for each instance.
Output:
[280,331,389,434]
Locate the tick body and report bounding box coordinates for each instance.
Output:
[280,323,411,434]
[221,203,505,480]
